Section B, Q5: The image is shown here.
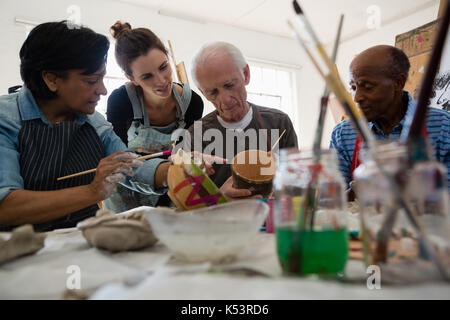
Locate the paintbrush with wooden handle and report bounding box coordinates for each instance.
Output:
[57,149,173,181]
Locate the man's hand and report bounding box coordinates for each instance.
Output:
[220,176,262,201]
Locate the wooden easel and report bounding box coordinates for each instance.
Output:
[167,40,189,84]
[439,0,449,18]
[395,0,448,99]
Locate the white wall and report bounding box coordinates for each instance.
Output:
[336,5,440,85]
[0,0,305,140]
[0,0,440,150]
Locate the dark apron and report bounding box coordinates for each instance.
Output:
[16,120,105,232]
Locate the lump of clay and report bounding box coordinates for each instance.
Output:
[0,224,46,265]
[77,209,157,252]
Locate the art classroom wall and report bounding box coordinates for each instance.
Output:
[0,0,440,149]
[325,4,441,128]
[431,30,450,111]
[0,0,305,143]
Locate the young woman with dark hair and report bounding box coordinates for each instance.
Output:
[0,21,161,231]
[104,21,204,211]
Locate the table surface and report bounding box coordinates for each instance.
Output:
[1,228,449,300]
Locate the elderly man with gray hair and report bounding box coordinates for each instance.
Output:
[185,41,298,199]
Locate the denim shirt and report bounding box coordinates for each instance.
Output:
[0,86,167,203]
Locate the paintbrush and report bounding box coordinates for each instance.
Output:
[313,14,344,164]
[306,14,344,230]
[288,10,373,230]
[290,0,449,279]
[289,2,375,148]
[270,129,286,152]
[57,149,173,181]
[376,1,450,276]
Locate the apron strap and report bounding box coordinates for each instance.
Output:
[125,82,147,124]
[126,82,191,128]
[173,82,191,128]
[173,82,191,115]
[421,123,429,138]
[350,135,362,181]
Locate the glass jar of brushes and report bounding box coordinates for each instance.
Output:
[353,139,450,270]
[273,148,348,276]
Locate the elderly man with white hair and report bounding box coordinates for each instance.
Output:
[185,41,298,199]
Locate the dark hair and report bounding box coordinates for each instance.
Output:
[388,47,411,80]
[20,21,109,99]
[110,21,168,77]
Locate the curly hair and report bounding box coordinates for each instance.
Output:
[19,21,109,99]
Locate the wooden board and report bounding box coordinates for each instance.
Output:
[176,61,189,84]
[404,52,431,100]
[438,0,449,18]
[395,20,439,58]
[395,19,439,100]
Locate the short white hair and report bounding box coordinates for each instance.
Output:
[190,41,247,89]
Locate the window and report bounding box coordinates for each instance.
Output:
[247,59,299,136]
[97,43,128,118]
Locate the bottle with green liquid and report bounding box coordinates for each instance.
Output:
[273,149,348,276]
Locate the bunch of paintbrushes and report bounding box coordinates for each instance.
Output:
[289,0,449,280]
[299,14,344,232]
[375,0,450,277]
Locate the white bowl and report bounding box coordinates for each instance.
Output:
[145,200,269,263]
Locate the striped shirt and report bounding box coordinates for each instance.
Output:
[329,92,450,188]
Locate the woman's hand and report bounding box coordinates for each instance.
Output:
[88,152,143,200]
[169,151,227,176]
[191,152,227,176]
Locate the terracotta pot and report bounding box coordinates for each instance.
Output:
[231,149,276,198]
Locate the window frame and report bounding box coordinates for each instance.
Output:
[246,57,300,137]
